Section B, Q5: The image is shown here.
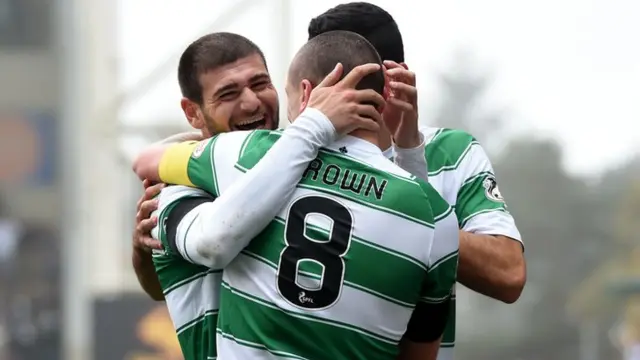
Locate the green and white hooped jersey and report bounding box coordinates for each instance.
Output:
[420,127,522,360]
[152,129,459,360]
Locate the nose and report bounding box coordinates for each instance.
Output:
[239,88,261,113]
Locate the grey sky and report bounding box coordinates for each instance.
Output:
[118,0,639,176]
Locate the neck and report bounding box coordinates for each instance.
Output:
[349,129,381,148]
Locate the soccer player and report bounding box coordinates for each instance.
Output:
[134,30,459,360]
[132,32,388,359]
[307,3,526,359]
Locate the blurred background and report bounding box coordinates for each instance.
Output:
[0,0,638,359]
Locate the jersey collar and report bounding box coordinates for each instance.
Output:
[324,135,384,156]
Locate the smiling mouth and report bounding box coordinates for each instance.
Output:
[235,117,268,131]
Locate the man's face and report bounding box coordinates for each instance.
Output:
[183,53,279,137]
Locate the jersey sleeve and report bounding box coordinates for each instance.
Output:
[151,108,341,269]
[403,181,459,342]
[152,185,215,262]
[158,134,246,196]
[454,139,522,243]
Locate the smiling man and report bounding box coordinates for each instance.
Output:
[177,32,279,134]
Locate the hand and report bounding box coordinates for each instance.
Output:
[383,60,421,148]
[133,180,164,251]
[308,63,386,136]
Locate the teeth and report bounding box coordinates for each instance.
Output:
[238,117,265,126]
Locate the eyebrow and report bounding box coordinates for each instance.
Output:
[213,72,271,99]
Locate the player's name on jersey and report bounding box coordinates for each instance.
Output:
[302,157,388,201]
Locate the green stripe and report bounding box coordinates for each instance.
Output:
[153,197,211,290]
[236,135,434,226]
[422,254,458,301]
[455,172,508,226]
[237,131,258,160]
[153,254,209,292]
[441,297,456,345]
[218,283,399,360]
[425,128,478,176]
[187,135,220,196]
[243,218,427,306]
[415,178,454,220]
[217,330,307,359]
[176,311,218,360]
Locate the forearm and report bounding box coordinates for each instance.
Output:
[457,231,526,303]
[397,338,441,360]
[132,133,202,181]
[188,108,335,268]
[131,247,164,301]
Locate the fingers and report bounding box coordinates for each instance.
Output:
[355,104,383,128]
[144,183,164,201]
[142,237,164,250]
[387,97,414,112]
[352,89,386,109]
[139,198,159,220]
[135,232,163,251]
[383,60,403,70]
[389,81,417,103]
[339,63,382,88]
[137,216,158,235]
[142,179,151,189]
[386,67,416,86]
[316,63,344,88]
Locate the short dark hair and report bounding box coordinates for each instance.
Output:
[308,2,404,63]
[177,32,266,104]
[289,30,384,95]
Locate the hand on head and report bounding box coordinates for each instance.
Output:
[382,60,420,148]
[306,62,386,136]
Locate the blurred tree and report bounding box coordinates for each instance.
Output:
[431,50,506,150]
[429,51,628,360]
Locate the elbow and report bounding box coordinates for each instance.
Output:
[195,233,239,269]
[148,291,165,302]
[131,151,148,180]
[499,263,526,304]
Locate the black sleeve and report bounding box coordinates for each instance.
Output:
[165,194,216,256]
[402,297,452,343]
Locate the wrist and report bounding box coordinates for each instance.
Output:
[394,131,424,151]
[293,107,337,143]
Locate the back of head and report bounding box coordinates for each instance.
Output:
[308,2,404,63]
[177,32,266,104]
[289,30,384,96]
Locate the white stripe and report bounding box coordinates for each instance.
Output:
[427,144,490,204]
[158,185,208,207]
[224,253,412,342]
[281,188,434,268]
[164,271,222,331]
[212,131,253,193]
[462,210,522,242]
[430,211,460,266]
[217,332,304,359]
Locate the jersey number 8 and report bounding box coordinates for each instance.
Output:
[276,195,353,310]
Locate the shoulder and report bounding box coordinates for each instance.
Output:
[420,127,492,177]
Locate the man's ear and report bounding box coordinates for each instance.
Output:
[299,79,314,113]
[181,98,205,130]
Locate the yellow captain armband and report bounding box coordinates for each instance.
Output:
[158,141,202,187]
